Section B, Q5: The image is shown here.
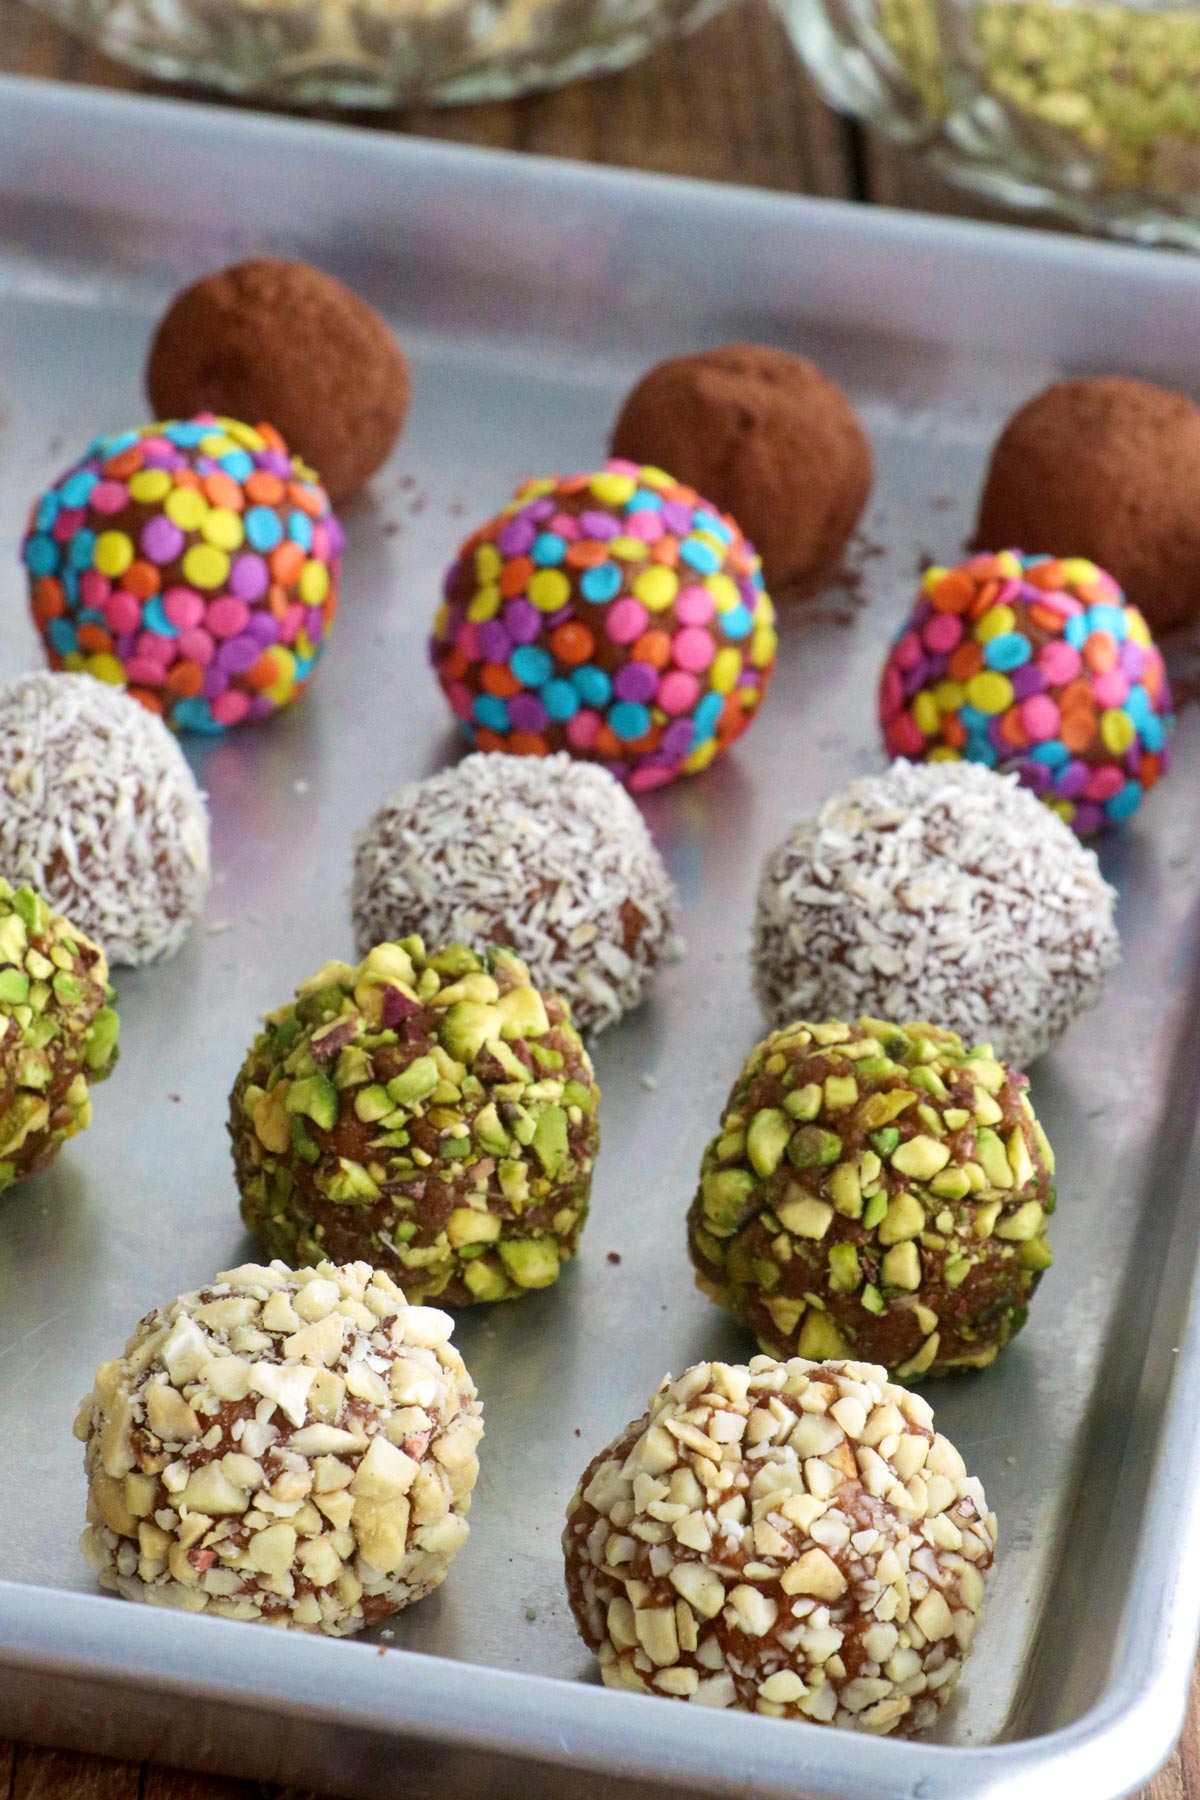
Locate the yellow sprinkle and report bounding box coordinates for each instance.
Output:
[198,433,237,460]
[181,544,230,591]
[62,652,85,671]
[684,738,718,773]
[475,544,501,582]
[632,566,679,612]
[589,472,637,507]
[201,507,245,552]
[706,574,740,613]
[974,605,1015,643]
[127,469,172,504]
[1060,557,1099,585]
[921,565,948,596]
[1100,708,1136,754]
[529,569,571,612]
[86,653,126,686]
[262,647,297,706]
[913,691,941,736]
[298,560,330,606]
[607,535,649,563]
[966,670,1014,714]
[753,595,775,627]
[1047,797,1074,821]
[222,420,266,451]
[92,531,134,579]
[933,680,965,712]
[636,466,675,491]
[165,488,208,532]
[1126,611,1151,646]
[750,625,777,669]
[432,602,449,638]
[466,584,501,623]
[710,647,742,695]
[995,551,1023,578]
[518,478,557,500]
[928,745,962,762]
[295,629,315,662]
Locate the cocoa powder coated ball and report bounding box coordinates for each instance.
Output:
[976,376,1200,633]
[610,344,872,595]
[147,260,410,504]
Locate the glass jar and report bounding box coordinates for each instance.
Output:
[26,0,733,106]
[778,0,1200,247]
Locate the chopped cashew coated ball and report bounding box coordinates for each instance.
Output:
[688,1019,1054,1380]
[76,1260,483,1634]
[231,939,601,1304]
[0,878,118,1192]
[564,1357,995,1735]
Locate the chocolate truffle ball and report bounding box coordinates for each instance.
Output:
[0,878,118,1193]
[351,753,681,1036]
[0,673,210,966]
[976,376,1200,634]
[880,551,1173,835]
[430,460,777,793]
[147,260,410,505]
[610,345,872,595]
[75,1258,482,1634]
[231,939,600,1304]
[564,1356,995,1734]
[24,415,343,734]
[753,761,1119,1069]
[687,1017,1055,1381]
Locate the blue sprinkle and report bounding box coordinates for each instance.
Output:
[67,531,96,572]
[166,422,209,448]
[572,665,612,707]
[100,429,140,457]
[1064,613,1089,650]
[511,645,553,687]
[1087,604,1128,642]
[542,679,580,722]
[34,494,60,532]
[24,534,59,578]
[173,697,226,735]
[531,533,567,566]
[245,507,284,552]
[693,510,732,544]
[287,511,314,552]
[983,632,1032,672]
[59,471,98,509]
[1124,684,1153,728]
[473,694,510,733]
[680,536,721,575]
[958,703,990,734]
[46,618,78,656]
[721,605,753,640]
[1105,781,1143,822]
[141,595,178,638]
[628,489,664,514]
[693,691,724,738]
[60,569,80,607]
[76,607,106,628]
[965,734,998,768]
[1141,715,1165,753]
[219,450,255,482]
[457,721,478,747]
[1028,740,1070,770]
[608,701,651,742]
[580,563,622,604]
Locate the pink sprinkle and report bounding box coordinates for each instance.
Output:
[446,682,473,720]
[79,570,112,609]
[1034,590,1083,617]
[1092,670,1129,708]
[457,622,481,662]
[658,670,701,714]
[879,664,904,723]
[207,597,251,639]
[923,614,963,654]
[53,508,84,542]
[894,630,922,672]
[566,708,601,750]
[547,513,582,542]
[605,457,640,478]
[889,712,926,757]
[675,585,715,626]
[1038,640,1081,685]
[102,592,141,634]
[672,627,716,673]
[90,481,128,515]
[135,629,175,665]
[629,764,676,792]
[626,510,665,543]
[1020,694,1060,741]
[606,598,649,645]
[211,690,250,726]
[178,628,215,665]
[124,657,170,685]
[163,587,205,631]
[1085,765,1124,801]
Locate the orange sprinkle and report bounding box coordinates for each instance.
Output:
[258,423,287,454]
[247,653,280,691]
[245,472,286,507]
[1083,631,1118,674]
[103,448,143,480]
[288,482,323,519]
[32,577,65,626]
[966,580,1002,621]
[632,630,672,669]
[1059,679,1097,715]
[594,725,622,758]
[124,560,161,600]
[550,622,594,665]
[171,468,202,492]
[930,571,976,615]
[1142,754,1162,789]
[508,732,550,756]
[1060,712,1096,753]
[948,641,984,682]
[165,661,204,700]
[942,713,967,750]
[269,542,306,586]
[78,624,114,654]
[499,556,534,599]
[475,728,507,753]
[998,710,1028,750]
[1028,603,1068,634]
[481,664,522,699]
[203,471,246,511]
[127,687,164,716]
[1024,560,1067,591]
[564,541,608,570]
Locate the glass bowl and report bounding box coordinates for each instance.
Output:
[777,0,1200,247]
[24,0,733,106]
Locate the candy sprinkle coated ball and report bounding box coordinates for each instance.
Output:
[879,551,1173,835]
[687,1018,1055,1382]
[563,1356,995,1735]
[24,415,343,734]
[430,460,777,791]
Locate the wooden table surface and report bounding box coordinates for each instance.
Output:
[0,3,1195,1795]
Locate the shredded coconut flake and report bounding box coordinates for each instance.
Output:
[351,752,681,1034]
[752,759,1119,1069]
[0,673,211,966]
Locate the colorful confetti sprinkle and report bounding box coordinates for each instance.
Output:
[24,415,343,734]
[879,550,1174,835]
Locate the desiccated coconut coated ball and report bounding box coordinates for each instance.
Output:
[563,1356,995,1735]
[687,1018,1055,1381]
[146,260,411,507]
[430,460,777,792]
[753,760,1119,1071]
[0,673,210,967]
[24,415,343,734]
[0,879,118,1193]
[610,344,873,596]
[351,752,681,1036]
[75,1259,482,1634]
[231,939,600,1304]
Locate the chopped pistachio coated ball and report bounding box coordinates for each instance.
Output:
[231,940,600,1304]
[0,879,118,1192]
[564,1356,996,1734]
[688,1019,1054,1381]
[75,1259,482,1634]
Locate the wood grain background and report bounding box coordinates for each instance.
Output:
[0,1,1194,1792]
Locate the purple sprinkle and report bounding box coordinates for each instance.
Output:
[1016,759,1051,795]
[259,450,292,479]
[994,579,1022,607]
[229,554,269,601]
[216,634,262,675]
[987,716,1008,751]
[202,665,230,700]
[497,517,537,557]
[660,501,693,536]
[143,446,187,472]
[509,693,548,733]
[141,516,184,564]
[1054,759,1090,800]
[505,600,541,644]
[478,621,512,663]
[578,510,619,540]
[246,693,275,721]
[543,605,574,630]
[326,518,346,557]
[524,498,556,523]
[614,662,658,704]
[661,719,695,758]
[1073,802,1103,835]
[114,631,139,660]
[244,612,279,647]
[1009,664,1045,700]
[1120,641,1148,679]
[443,559,467,600]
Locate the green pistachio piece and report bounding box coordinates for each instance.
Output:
[870,1127,901,1157]
[857,1089,917,1130]
[747,1108,791,1177]
[943,1108,971,1131]
[823,1075,858,1110]
[498,1237,561,1288]
[474,1102,510,1153]
[862,1192,888,1231]
[783,1084,822,1121]
[0,969,30,1005]
[877,1191,925,1244]
[702,1168,757,1231]
[439,1001,501,1063]
[531,1105,569,1177]
[929,1166,971,1201]
[1020,1236,1054,1272]
[1007,1127,1034,1188]
[0,915,26,966]
[787,1127,843,1170]
[797,1311,849,1358]
[976,1129,1015,1189]
[944,1256,972,1289]
[85,1005,119,1073]
[324,1157,381,1202]
[284,1073,338,1132]
[777,1193,834,1238]
[463,1258,511,1300]
[387,1056,440,1108]
[995,1201,1045,1241]
[447,1208,502,1247]
[890,1135,952,1180]
[881,1241,921,1290]
[496,985,550,1041]
[828,1161,862,1217]
[860,1283,885,1316]
[828,1242,861,1294]
[498,1159,530,1208]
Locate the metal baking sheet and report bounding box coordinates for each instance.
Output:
[3,73,1200,1800]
